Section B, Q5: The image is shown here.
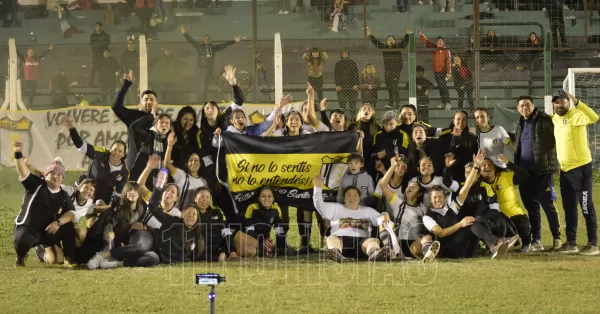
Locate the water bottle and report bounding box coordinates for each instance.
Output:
[156,168,168,189]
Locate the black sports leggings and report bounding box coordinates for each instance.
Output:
[110,229,160,267]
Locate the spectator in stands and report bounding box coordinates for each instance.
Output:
[396,0,408,12]
[551,90,599,255]
[481,29,504,70]
[415,65,433,122]
[303,48,328,103]
[17,44,54,106]
[98,49,120,105]
[208,0,220,8]
[154,0,167,23]
[517,32,542,71]
[366,27,409,109]
[334,51,359,114]
[547,0,566,49]
[49,69,69,108]
[121,40,140,105]
[480,155,533,252]
[329,0,347,31]
[513,96,561,251]
[89,22,111,87]
[359,63,380,107]
[136,0,155,40]
[418,30,452,110]
[1,0,19,27]
[12,145,76,267]
[451,55,473,109]
[179,25,241,101]
[438,0,455,12]
[152,47,181,104]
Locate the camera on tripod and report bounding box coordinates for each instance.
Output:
[196,273,226,286]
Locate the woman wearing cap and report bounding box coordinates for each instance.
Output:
[11,144,76,267]
[373,110,411,162]
[62,117,128,204]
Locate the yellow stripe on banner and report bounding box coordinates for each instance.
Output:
[225,153,350,193]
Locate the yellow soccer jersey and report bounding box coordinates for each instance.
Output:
[552,101,599,172]
[480,171,525,218]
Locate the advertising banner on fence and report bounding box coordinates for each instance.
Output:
[222,131,358,210]
[0,103,294,170]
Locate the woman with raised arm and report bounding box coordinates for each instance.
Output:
[374,155,408,213]
[87,171,214,269]
[136,155,181,230]
[313,174,393,262]
[419,149,511,262]
[62,117,128,204]
[379,157,428,259]
[163,133,208,207]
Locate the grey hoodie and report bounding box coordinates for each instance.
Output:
[336,170,375,204]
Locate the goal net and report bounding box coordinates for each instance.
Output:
[562,68,600,183]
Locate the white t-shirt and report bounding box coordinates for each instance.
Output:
[478,125,511,168]
[374,179,404,214]
[422,201,460,232]
[61,185,95,223]
[172,168,208,208]
[388,194,428,240]
[146,206,181,229]
[302,123,315,134]
[410,176,459,207]
[313,186,381,238]
[313,121,332,133]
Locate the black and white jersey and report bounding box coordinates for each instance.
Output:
[16,173,75,231]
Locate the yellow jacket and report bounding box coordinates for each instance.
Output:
[552,101,599,172]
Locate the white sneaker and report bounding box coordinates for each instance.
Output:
[278,10,289,14]
[423,241,440,263]
[99,258,119,269]
[440,8,446,12]
[553,239,562,250]
[437,104,444,109]
[87,252,104,270]
[444,103,452,110]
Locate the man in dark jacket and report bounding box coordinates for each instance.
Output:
[121,40,140,105]
[366,27,410,109]
[546,0,566,49]
[514,95,561,251]
[89,22,111,86]
[179,25,240,101]
[98,49,120,104]
[334,51,359,114]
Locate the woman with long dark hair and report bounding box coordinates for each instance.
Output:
[172,106,201,170]
[406,124,444,179]
[348,103,380,179]
[164,133,208,207]
[62,117,128,204]
[438,110,478,182]
[87,177,211,269]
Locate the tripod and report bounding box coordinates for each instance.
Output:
[208,285,216,314]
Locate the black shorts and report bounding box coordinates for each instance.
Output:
[339,236,369,259]
[400,239,416,258]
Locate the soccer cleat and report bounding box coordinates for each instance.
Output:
[423,241,440,263]
[555,243,579,254]
[368,246,392,262]
[99,258,119,269]
[552,239,562,251]
[531,240,544,251]
[87,252,104,269]
[15,254,27,267]
[490,240,508,259]
[503,235,520,248]
[520,244,531,253]
[326,248,352,263]
[579,244,600,256]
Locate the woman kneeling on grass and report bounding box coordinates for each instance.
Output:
[242,186,297,257]
[87,171,209,269]
[420,149,510,262]
[313,174,393,262]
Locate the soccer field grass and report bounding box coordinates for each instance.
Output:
[0,169,599,313]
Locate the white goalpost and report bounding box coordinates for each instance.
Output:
[562,68,600,183]
[274,32,283,104]
[1,38,27,111]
